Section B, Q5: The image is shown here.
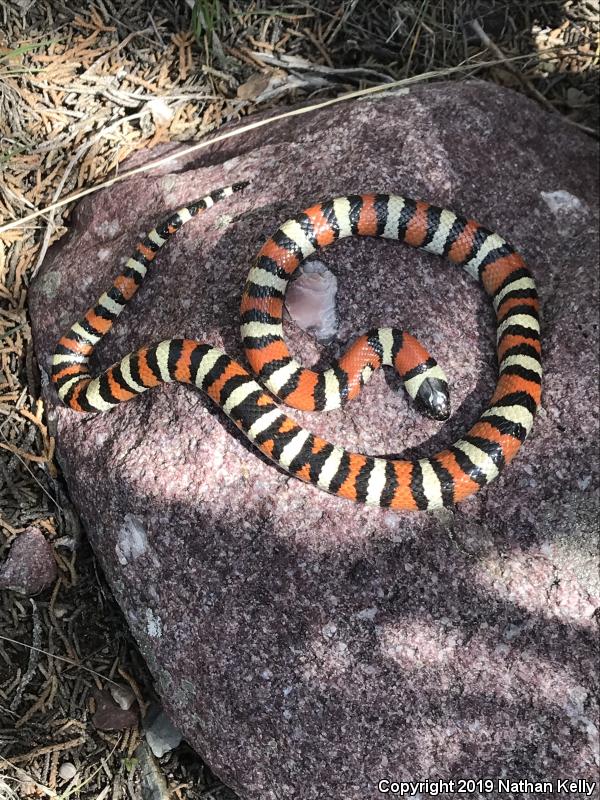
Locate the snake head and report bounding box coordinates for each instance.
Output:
[413,376,451,421]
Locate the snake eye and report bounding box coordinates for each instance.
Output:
[413,376,451,421]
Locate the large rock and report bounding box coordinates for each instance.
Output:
[29,82,599,798]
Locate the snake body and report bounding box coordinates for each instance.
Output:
[52,183,541,510]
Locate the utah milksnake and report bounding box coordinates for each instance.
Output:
[52,183,541,510]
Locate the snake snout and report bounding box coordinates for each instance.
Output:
[414,376,451,421]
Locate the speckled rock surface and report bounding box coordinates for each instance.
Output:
[29,82,599,799]
[0,527,57,595]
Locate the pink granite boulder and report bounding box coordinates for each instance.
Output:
[29,82,599,798]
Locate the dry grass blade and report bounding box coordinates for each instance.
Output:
[0,633,122,687]
[0,52,563,236]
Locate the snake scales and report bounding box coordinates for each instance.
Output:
[52,183,541,510]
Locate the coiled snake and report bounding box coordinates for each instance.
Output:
[52,183,542,510]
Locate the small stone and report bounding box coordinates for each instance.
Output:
[144,706,183,758]
[0,527,57,595]
[58,762,77,782]
[109,682,136,710]
[92,688,138,731]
